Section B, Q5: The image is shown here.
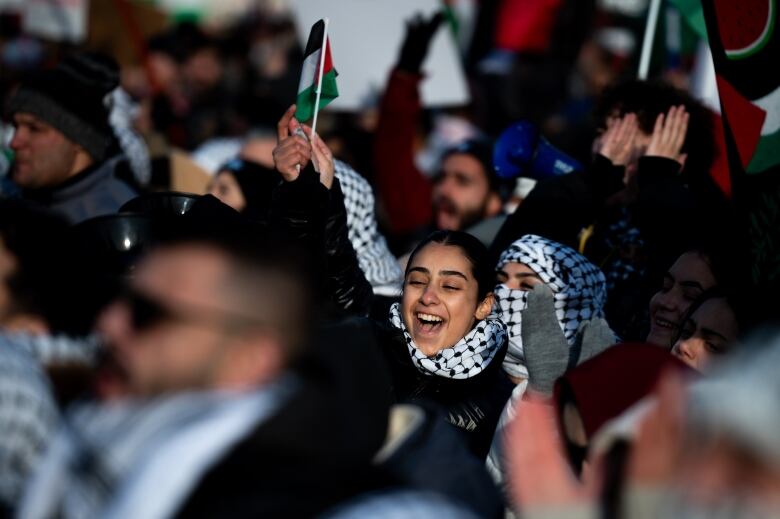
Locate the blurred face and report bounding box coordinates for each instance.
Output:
[10,113,83,189]
[672,297,738,372]
[98,245,261,397]
[647,252,717,347]
[209,171,247,212]
[182,48,223,95]
[496,262,544,290]
[402,242,492,356]
[433,153,497,231]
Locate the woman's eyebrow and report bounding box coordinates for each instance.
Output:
[407,267,430,275]
[679,280,705,291]
[440,270,468,280]
[513,272,541,280]
[701,327,729,342]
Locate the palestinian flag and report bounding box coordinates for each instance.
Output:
[295,19,338,122]
[702,0,780,317]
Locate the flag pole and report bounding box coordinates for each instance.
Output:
[311,17,330,136]
[638,0,662,80]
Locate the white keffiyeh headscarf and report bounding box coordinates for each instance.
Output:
[388,302,507,380]
[493,235,607,379]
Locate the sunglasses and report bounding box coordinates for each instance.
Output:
[118,286,268,333]
[119,286,181,331]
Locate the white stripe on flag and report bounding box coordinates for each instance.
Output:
[297,49,322,95]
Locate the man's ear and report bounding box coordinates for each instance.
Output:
[485,192,502,218]
[475,292,495,320]
[224,334,284,388]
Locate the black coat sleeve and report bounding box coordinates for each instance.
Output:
[323,178,374,316]
[269,165,373,316]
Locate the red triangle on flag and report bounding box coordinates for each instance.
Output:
[715,73,766,169]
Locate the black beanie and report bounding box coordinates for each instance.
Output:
[5,52,119,162]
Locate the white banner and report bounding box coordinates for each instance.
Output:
[20,0,89,43]
[290,0,470,111]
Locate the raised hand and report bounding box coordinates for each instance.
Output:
[598,113,639,166]
[273,104,312,181]
[506,398,597,509]
[303,125,335,190]
[397,11,445,74]
[645,105,689,166]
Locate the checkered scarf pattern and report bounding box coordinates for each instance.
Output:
[20,381,294,519]
[0,333,59,507]
[388,302,507,379]
[109,87,151,186]
[334,160,403,295]
[494,235,607,379]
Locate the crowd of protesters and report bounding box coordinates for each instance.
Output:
[0,1,777,518]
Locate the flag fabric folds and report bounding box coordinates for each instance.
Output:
[701,0,780,314]
[295,19,338,123]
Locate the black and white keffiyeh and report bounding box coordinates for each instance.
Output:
[388,302,507,380]
[18,379,295,519]
[335,160,404,296]
[494,235,607,378]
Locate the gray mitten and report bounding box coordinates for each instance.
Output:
[576,318,617,364]
[522,284,569,395]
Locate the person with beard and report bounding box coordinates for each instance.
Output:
[373,13,511,250]
[18,228,406,519]
[5,53,139,223]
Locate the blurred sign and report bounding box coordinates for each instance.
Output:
[18,0,89,42]
[290,0,470,110]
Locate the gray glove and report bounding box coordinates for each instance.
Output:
[521,285,618,395]
[576,318,617,364]
[522,284,570,395]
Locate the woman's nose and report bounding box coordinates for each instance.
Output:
[420,285,439,305]
[675,337,699,361]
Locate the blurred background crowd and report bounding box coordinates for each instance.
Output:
[0,0,779,518]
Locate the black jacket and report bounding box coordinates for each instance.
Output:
[373,321,514,460]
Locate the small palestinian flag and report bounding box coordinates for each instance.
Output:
[295,19,338,122]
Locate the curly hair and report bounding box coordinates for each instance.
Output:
[594,79,717,183]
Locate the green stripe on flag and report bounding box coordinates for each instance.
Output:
[295,69,338,122]
[668,0,708,40]
[747,128,780,173]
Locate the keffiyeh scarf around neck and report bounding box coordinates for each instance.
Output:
[494,235,607,379]
[389,302,507,380]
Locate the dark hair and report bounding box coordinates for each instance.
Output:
[406,230,493,300]
[671,286,743,348]
[595,79,716,182]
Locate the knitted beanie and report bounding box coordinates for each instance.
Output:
[5,52,118,162]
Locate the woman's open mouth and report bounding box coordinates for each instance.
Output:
[415,312,445,335]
